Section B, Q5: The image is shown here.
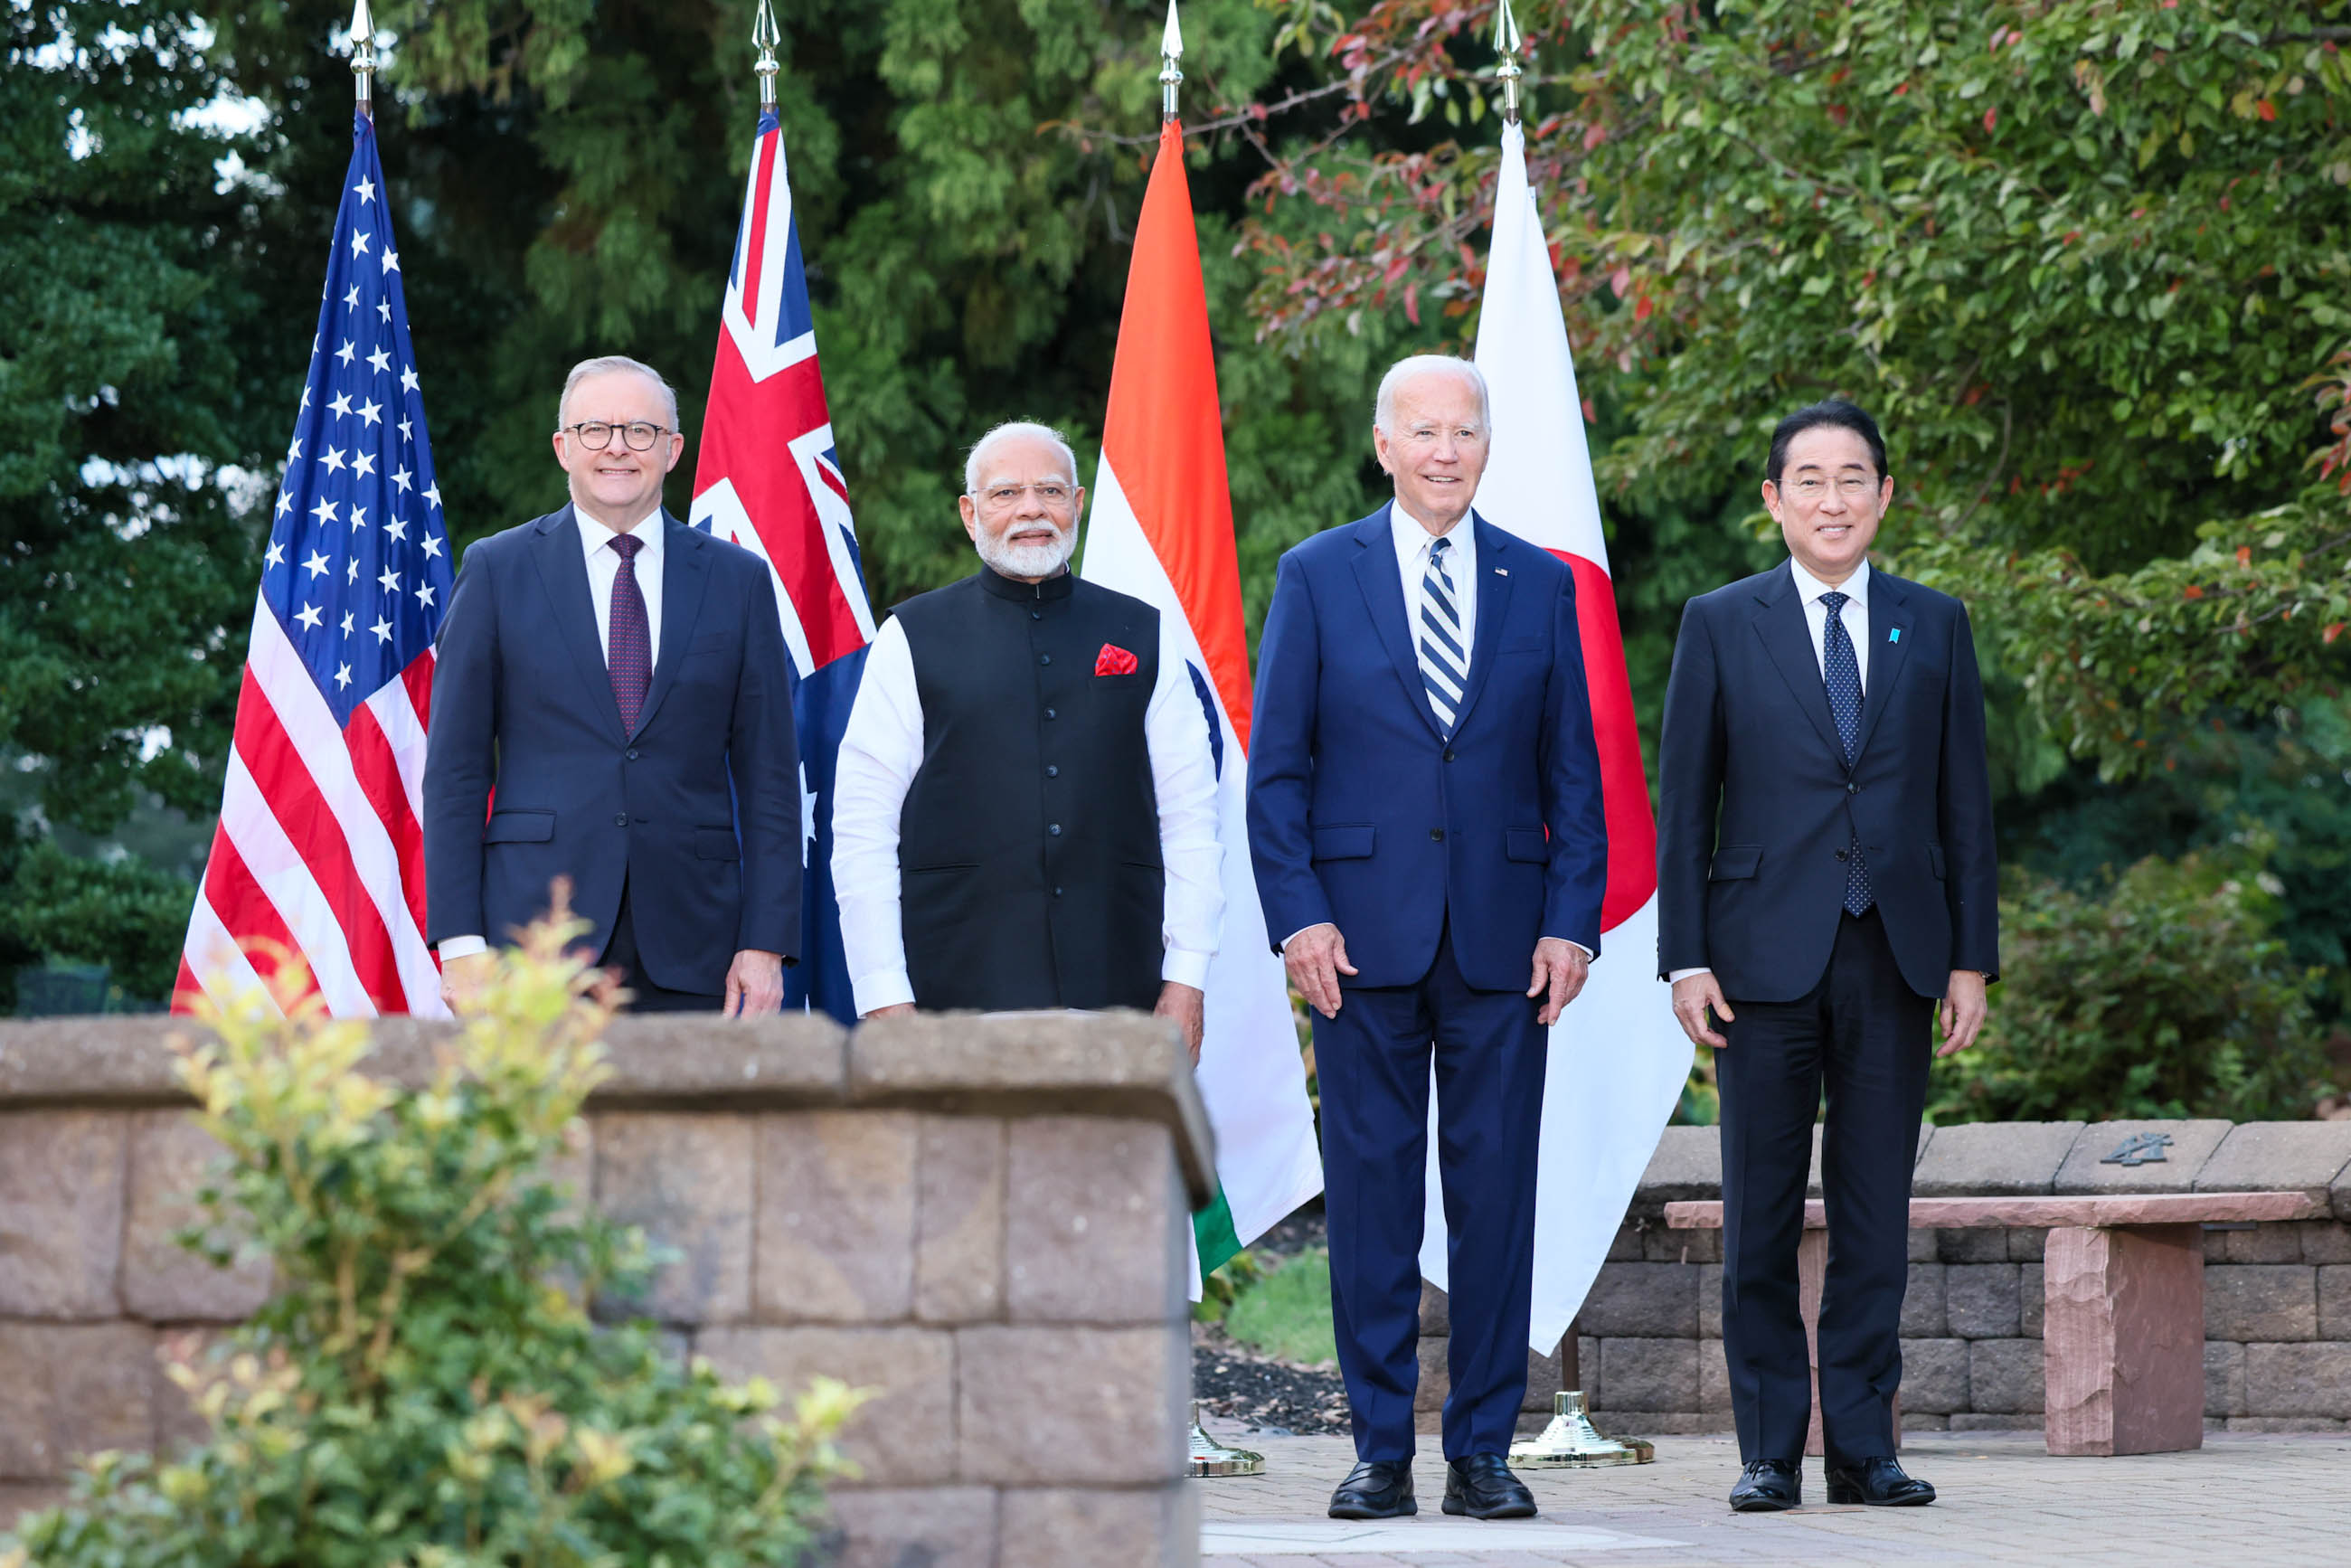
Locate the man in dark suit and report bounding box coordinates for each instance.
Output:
[1248,355,1608,1523]
[424,355,800,1014]
[1657,400,1997,1512]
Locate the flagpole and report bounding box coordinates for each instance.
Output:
[752,0,781,111]
[349,0,376,119]
[1492,0,1522,126]
[1158,0,1184,125]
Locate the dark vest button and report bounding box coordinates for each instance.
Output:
[614,813,628,827]
[1053,886,1063,897]
[1846,781,1859,793]
[1049,824,1062,836]
[1835,847,1849,860]
[1430,827,1445,842]
[1040,653,1053,666]
[1045,765,1059,778]
[1031,609,1043,620]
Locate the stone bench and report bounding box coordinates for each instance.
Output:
[1665,1192,2325,1457]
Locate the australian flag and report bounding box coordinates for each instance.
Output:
[690,109,877,1025]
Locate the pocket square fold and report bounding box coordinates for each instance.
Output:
[1094,642,1139,676]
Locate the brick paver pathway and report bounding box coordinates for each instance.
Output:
[1194,1423,2351,1566]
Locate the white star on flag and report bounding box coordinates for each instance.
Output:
[322,448,347,474]
[335,664,353,690]
[422,483,441,510]
[349,504,369,529]
[357,399,382,427]
[353,176,375,203]
[385,517,408,543]
[303,549,331,579]
[329,392,353,417]
[344,285,361,310]
[366,345,392,374]
[371,616,394,644]
[335,339,356,365]
[381,248,400,275]
[309,496,338,525]
[399,365,420,393]
[275,490,292,518]
[378,564,401,592]
[350,230,370,256]
[421,535,442,558]
[264,541,286,568]
[391,466,411,493]
[340,610,354,635]
[414,582,435,608]
[295,602,324,631]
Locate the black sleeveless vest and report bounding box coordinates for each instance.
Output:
[892,567,1166,1012]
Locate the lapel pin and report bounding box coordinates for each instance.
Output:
[1888,628,1902,643]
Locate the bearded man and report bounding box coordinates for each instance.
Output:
[830,420,1222,1054]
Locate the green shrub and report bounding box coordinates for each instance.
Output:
[1933,847,2332,1125]
[4,909,862,1568]
[0,838,194,1010]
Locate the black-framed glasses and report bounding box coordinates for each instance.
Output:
[564,420,669,452]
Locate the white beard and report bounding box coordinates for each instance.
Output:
[977,525,1076,580]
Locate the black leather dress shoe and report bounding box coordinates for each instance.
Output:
[1442,1453,1537,1519]
[1728,1458,1802,1512]
[1328,1459,1416,1519]
[1826,1456,1935,1506]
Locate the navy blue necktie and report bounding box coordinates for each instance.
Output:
[1820,590,1874,917]
[1417,536,1467,737]
[608,533,652,735]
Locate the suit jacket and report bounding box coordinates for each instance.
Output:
[423,505,801,993]
[1656,560,1997,1002]
[1245,505,1609,991]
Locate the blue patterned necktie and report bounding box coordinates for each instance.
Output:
[608,533,652,735]
[1417,535,1467,736]
[1819,590,1874,916]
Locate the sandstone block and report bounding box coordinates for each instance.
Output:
[1900,1263,1947,1337]
[153,1327,232,1455]
[2204,1266,2317,1342]
[824,1486,996,1568]
[1606,1224,1645,1262]
[1697,1264,1723,1339]
[2244,1341,2351,1418]
[2319,1265,2351,1341]
[1913,1121,2084,1197]
[1949,1412,2038,1431]
[2223,1222,2306,1264]
[600,1012,847,1097]
[1907,1227,1939,1262]
[1633,1125,1722,1204]
[1899,1337,1969,1414]
[120,1111,271,1322]
[1576,1336,1601,1407]
[0,1322,156,1479]
[2297,1221,2351,1264]
[1698,1337,1731,1414]
[956,1326,1185,1484]
[594,1111,755,1324]
[1805,1121,1934,1198]
[752,1110,916,1324]
[1901,1412,1949,1431]
[2042,1225,2200,1454]
[1596,1337,1696,1412]
[1937,1228,2010,1264]
[1945,1263,2022,1339]
[1413,1334,1448,1415]
[2054,1120,2233,1195]
[0,1110,126,1318]
[2006,1226,2049,1262]
[1524,1337,1565,1412]
[2205,1340,2247,1419]
[1578,1261,1697,1339]
[2020,1264,2044,1338]
[998,1486,1194,1568]
[1969,1338,2044,1415]
[696,1325,953,1485]
[2197,1121,2351,1201]
[1419,1280,1449,1336]
[1005,1118,1184,1325]
[1644,1223,1719,1263]
[914,1117,1004,1323]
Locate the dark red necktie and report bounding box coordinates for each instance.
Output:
[608,533,651,734]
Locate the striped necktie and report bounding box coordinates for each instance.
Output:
[1819,590,1874,916]
[1418,535,1467,736]
[608,533,652,735]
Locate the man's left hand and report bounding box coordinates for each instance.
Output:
[1528,938,1590,1027]
[1155,981,1205,1065]
[725,949,786,1016]
[1937,970,1988,1058]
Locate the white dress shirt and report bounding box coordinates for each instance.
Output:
[439,508,666,963]
[830,594,1225,1016]
[1667,556,1870,985]
[1393,500,1476,666]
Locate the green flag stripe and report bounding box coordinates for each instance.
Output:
[1194,1185,1242,1277]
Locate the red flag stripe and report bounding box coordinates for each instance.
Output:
[1558,552,1660,930]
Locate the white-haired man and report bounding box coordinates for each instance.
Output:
[830,421,1222,1053]
[425,355,800,1013]
[1247,355,1607,1520]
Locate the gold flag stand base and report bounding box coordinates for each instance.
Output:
[1186,1400,1265,1478]
[1508,1391,1655,1468]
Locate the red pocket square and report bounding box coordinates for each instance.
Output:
[1094,642,1139,677]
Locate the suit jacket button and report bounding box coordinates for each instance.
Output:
[1031,609,1043,620]
[1846,781,1858,794]
[1049,824,1062,836]
[1043,707,1056,721]
[627,748,639,760]
[1045,765,1059,778]
[1443,749,1457,762]
[1835,847,1849,860]
[1430,827,1445,842]
[614,813,629,827]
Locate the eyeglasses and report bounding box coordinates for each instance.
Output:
[563,420,670,452]
[973,483,1077,509]
[1782,475,1880,502]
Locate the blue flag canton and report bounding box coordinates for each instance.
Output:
[260,112,454,726]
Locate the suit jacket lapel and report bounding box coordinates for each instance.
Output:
[1446,514,1515,736]
[1348,504,1446,741]
[1853,572,1913,763]
[1750,562,1846,763]
[530,505,628,746]
[632,514,710,737]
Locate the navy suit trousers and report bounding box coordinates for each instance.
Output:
[1315,921,1547,1461]
[1716,909,1931,1465]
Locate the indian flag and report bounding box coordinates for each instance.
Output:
[1081,117,1324,1291]
[1415,120,1693,1353]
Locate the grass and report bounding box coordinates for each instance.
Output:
[1223,1247,1338,1366]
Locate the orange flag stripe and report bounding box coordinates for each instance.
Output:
[1100,121,1253,752]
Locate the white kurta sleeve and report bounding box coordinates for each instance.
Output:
[1143,616,1225,990]
[829,619,925,1015]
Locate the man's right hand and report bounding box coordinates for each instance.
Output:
[862,1002,916,1022]
[1670,971,1734,1049]
[1283,922,1356,1020]
[439,950,496,1015]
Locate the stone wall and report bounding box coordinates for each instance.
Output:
[0,1011,1213,1568]
[1555,1119,2351,1436]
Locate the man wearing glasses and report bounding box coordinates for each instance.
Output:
[424,355,800,1014]
[829,420,1222,1056]
[1657,400,1998,1512]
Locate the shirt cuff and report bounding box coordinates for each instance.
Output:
[1564,940,1594,961]
[851,968,916,1016]
[439,936,488,962]
[1161,949,1212,990]
[1667,967,1711,983]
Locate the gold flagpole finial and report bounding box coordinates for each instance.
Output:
[751,0,782,111]
[1159,0,1185,124]
[1494,0,1524,126]
[349,0,378,118]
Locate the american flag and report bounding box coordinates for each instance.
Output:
[691,107,876,1024]
[175,111,453,1016]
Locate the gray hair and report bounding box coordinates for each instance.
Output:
[557,355,681,431]
[965,420,1079,496]
[1373,354,1491,436]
